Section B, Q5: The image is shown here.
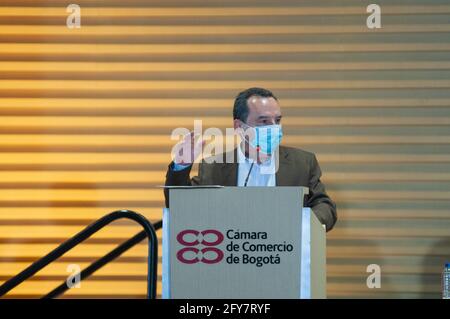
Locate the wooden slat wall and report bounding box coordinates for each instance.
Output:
[1,0,449,298]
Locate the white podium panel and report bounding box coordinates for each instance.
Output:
[162,187,325,299]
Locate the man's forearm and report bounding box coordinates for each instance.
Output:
[308,154,338,231]
[164,162,193,207]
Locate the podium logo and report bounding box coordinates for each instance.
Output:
[176,229,224,264]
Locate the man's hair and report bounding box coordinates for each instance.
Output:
[233,87,278,122]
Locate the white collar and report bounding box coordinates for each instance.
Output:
[236,144,277,174]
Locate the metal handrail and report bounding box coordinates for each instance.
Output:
[44,220,162,299]
[0,210,159,299]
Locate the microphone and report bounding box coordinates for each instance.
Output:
[244,162,254,187]
[244,145,259,187]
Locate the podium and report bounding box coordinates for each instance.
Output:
[162,186,326,299]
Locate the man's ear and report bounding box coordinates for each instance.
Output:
[233,119,242,130]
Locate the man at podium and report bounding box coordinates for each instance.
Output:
[164,87,337,231]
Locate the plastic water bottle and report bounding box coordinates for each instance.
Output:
[443,263,450,299]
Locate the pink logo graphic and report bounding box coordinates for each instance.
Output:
[176,229,224,264]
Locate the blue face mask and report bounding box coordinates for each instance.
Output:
[242,124,283,155]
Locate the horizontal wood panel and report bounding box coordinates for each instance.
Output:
[2,80,450,90]
[2,98,450,110]
[0,4,449,16]
[3,25,450,36]
[1,135,449,146]
[0,153,449,165]
[1,116,450,127]
[0,171,450,184]
[2,62,450,72]
[1,43,450,55]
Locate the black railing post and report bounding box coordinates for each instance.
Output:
[0,210,159,299]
